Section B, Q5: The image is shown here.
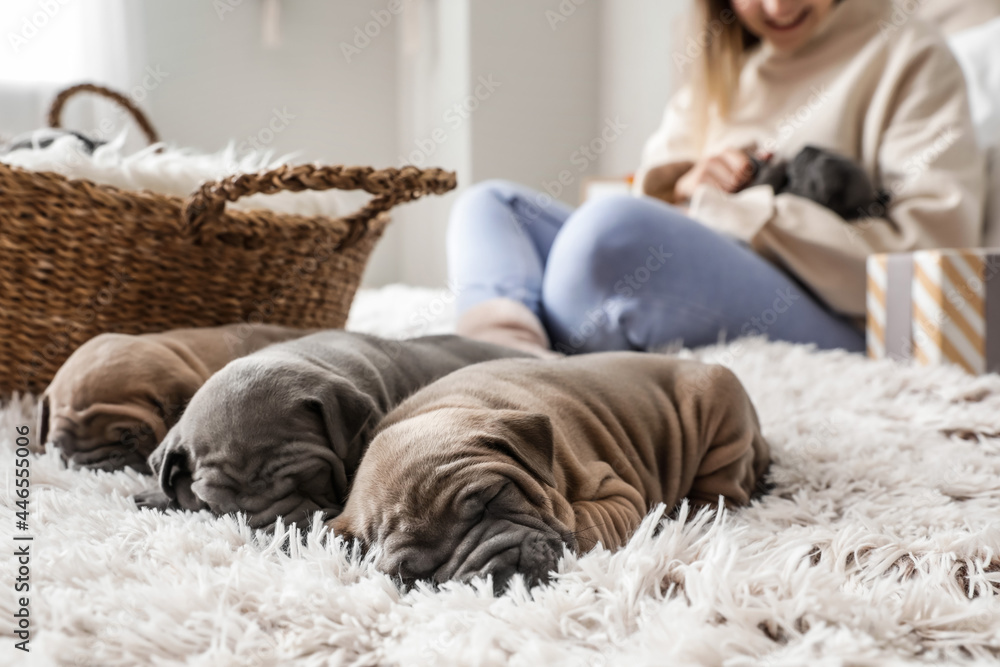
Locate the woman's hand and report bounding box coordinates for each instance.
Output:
[674,148,755,203]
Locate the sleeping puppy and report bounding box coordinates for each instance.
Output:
[331,352,770,593]
[750,145,890,220]
[139,332,530,527]
[40,324,313,473]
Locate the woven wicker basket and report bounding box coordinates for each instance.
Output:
[0,84,456,396]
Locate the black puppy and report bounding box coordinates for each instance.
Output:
[749,145,890,220]
[3,128,105,154]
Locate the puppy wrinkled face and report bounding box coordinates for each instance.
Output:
[333,409,571,594]
[49,399,165,473]
[42,334,201,473]
[149,361,352,529]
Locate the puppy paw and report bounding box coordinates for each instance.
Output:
[132,489,174,511]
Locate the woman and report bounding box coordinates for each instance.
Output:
[447,0,985,357]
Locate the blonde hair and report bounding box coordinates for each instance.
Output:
[690,0,759,148]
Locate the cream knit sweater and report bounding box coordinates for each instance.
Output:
[635,0,986,317]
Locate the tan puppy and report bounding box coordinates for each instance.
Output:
[40,324,313,472]
[331,352,769,591]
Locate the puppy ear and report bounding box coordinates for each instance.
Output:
[308,381,380,464]
[153,444,183,503]
[488,412,556,488]
[147,441,169,483]
[36,394,51,451]
[149,437,199,510]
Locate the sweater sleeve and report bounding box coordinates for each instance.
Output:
[688,37,986,317]
[632,86,699,202]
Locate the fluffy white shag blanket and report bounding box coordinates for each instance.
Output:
[1,285,999,666]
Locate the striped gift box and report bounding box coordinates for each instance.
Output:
[867,250,1000,374]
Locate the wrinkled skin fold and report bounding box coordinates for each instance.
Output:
[331,352,770,593]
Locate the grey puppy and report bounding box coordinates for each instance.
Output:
[137,332,530,528]
[750,145,890,220]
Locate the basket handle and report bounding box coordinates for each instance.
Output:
[183,164,457,242]
[48,83,160,145]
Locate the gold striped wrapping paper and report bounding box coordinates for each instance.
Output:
[866,250,1000,374]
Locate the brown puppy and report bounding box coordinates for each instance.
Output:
[331,352,769,592]
[39,324,313,472]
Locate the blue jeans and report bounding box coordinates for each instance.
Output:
[446,180,865,354]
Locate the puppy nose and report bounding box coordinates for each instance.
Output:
[483,534,561,593]
[519,533,561,581]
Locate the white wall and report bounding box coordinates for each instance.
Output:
[393,0,473,288]
[393,0,602,286]
[467,1,601,197]
[598,0,690,178]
